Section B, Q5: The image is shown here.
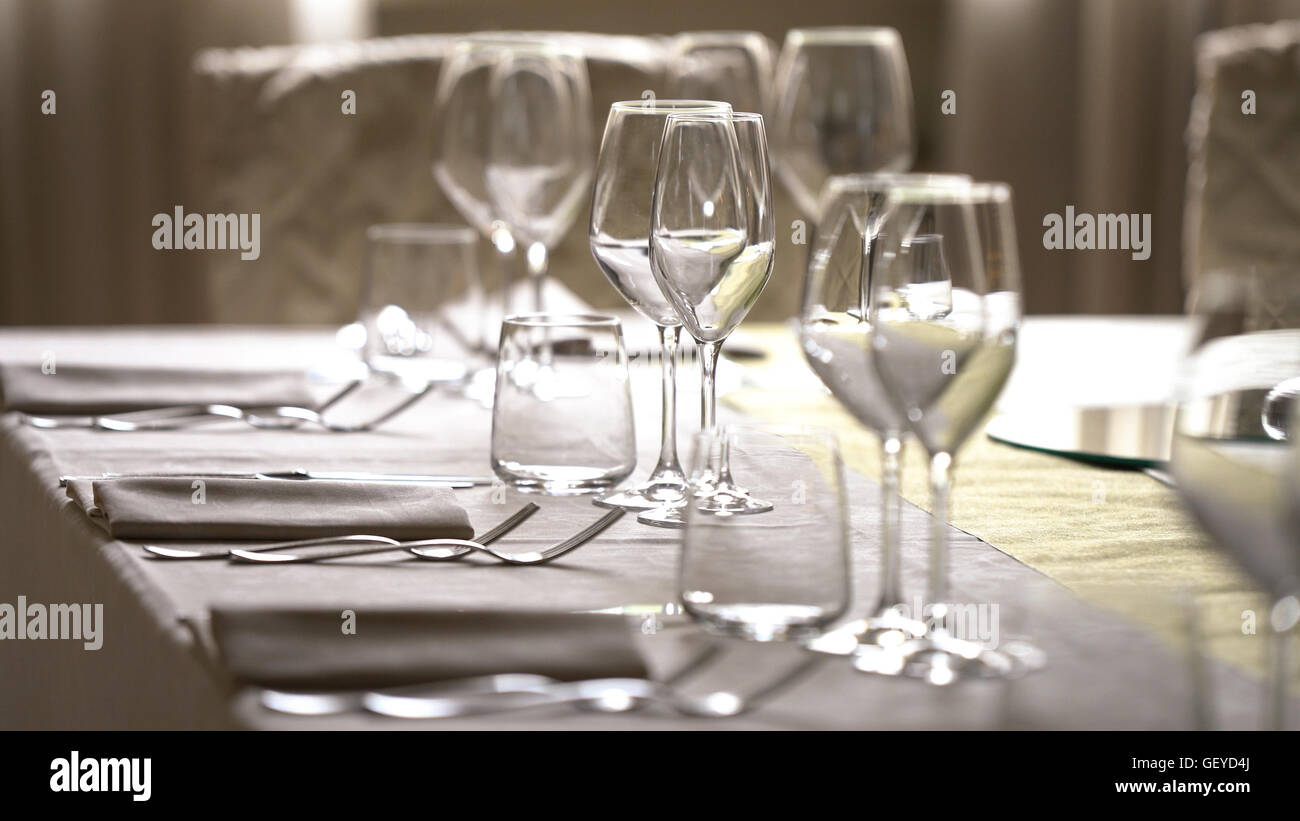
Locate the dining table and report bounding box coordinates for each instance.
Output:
[0,315,1285,730]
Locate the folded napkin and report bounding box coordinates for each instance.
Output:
[66,478,473,541]
[211,607,649,689]
[0,362,315,414]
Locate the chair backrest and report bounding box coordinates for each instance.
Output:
[191,32,670,324]
[1184,21,1300,303]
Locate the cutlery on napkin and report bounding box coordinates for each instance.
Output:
[210,608,649,690]
[65,477,473,541]
[0,362,316,415]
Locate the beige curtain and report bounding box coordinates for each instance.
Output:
[0,0,294,326]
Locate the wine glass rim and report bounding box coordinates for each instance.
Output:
[785,26,901,45]
[885,180,1013,204]
[824,172,971,194]
[452,36,583,58]
[672,30,771,47]
[503,312,622,328]
[609,99,733,114]
[365,223,478,245]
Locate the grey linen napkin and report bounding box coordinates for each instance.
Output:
[0,362,315,414]
[210,608,649,689]
[65,477,473,541]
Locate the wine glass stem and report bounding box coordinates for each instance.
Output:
[1267,596,1296,730]
[525,242,548,313]
[876,433,904,611]
[699,339,722,432]
[928,451,954,610]
[649,324,683,479]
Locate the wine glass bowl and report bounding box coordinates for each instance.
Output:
[770,27,917,216]
[1171,267,1300,728]
[486,42,594,311]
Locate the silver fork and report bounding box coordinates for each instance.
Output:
[230,508,624,565]
[144,502,540,561]
[23,379,433,433]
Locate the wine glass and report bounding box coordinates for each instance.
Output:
[638,111,775,528]
[770,27,916,217]
[667,31,773,117]
[867,182,1022,683]
[798,173,970,655]
[486,43,594,313]
[1171,267,1300,729]
[588,100,733,511]
[680,425,851,641]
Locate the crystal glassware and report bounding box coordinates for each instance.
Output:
[798,173,970,655]
[491,314,636,494]
[868,181,1023,683]
[667,31,773,117]
[1171,266,1300,729]
[486,42,594,313]
[679,425,851,641]
[358,223,483,385]
[638,111,776,527]
[588,99,732,511]
[770,27,916,216]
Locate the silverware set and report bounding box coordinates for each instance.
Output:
[22,378,433,433]
[143,503,624,566]
[256,656,822,720]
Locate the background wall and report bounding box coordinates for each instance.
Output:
[2,0,1299,326]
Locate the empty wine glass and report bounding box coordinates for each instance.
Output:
[589,100,733,511]
[770,27,916,217]
[680,425,851,641]
[486,43,594,313]
[798,174,970,655]
[1171,267,1300,729]
[638,111,776,528]
[868,182,1023,683]
[667,31,773,117]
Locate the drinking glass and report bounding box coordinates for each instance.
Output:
[667,31,773,117]
[589,99,732,511]
[639,111,776,527]
[679,425,852,641]
[358,223,482,385]
[486,43,594,313]
[1171,267,1300,729]
[491,314,636,494]
[868,182,1023,682]
[798,174,970,654]
[770,27,916,217]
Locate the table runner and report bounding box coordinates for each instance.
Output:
[0,322,1281,729]
[728,323,1277,680]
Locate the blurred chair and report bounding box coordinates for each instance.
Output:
[1184,20,1300,299]
[192,32,665,324]
[191,30,803,325]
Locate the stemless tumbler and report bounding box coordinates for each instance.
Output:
[491,314,636,494]
[358,223,483,384]
[679,425,851,641]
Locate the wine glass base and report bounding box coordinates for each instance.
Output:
[695,486,774,515]
[636,504,687,528]
[854,631,1017,684]
[803,609,928,656]
[593,478,688,511]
